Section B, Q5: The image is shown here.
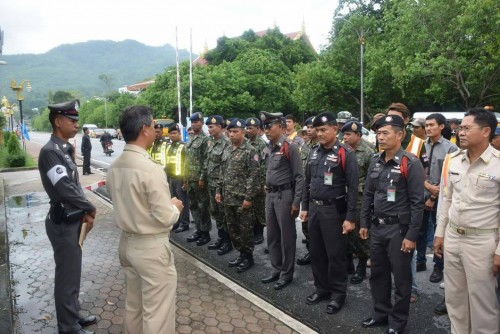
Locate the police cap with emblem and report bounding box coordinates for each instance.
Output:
[154,123,163,129]
[168,123,181,133]
[260,111,285,128]
[312,111,337,127]
[305,116,315,126]
[189,112,203,122]
[374,114,405,130]
[205,115,224,126]
[227,118,246,130]
[48,99,80,120]
[341,120,363,133]
[245,117,261,128]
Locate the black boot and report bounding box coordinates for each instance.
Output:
[350,258,367,284]
[228,252,244,267]
[434,298,447,315]
[236,253,254,273]
[253,225,264,245]
[208,230,225,250]
[347,253,355,274]
[217,240,233,255]
[187,230,201,242]
[297,252,311,265]
[196,231,211,246]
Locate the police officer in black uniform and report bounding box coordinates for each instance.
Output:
[39,100,97,334]
[360,115,424,334]
[300,111,359,314]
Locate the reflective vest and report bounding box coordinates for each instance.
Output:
[406,134,424,157]
[165,143,185,176]
[148,141,167,167]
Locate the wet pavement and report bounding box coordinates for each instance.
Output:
[0,140,452,334]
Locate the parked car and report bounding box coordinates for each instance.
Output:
[90,128,105,138]
[104,128,117,138]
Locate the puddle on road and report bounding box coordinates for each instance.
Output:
[7,192,49,240]
[8,193,47,209]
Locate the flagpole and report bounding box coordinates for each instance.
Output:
[189,28,193,118]
[175,26,182,125]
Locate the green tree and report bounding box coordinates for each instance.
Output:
[51,91,76,104]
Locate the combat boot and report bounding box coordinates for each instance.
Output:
[253,225,264,245]
[217,237,233,255]
[236,253,254,273]
[187,230,201,242]
[208,230,225,250]
[196,232,211,246]
[228,252,244,267]
[350,258,367,284]
[296,252,311,265]
[347,253,355,274]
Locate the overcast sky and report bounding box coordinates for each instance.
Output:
[0,0,338,55]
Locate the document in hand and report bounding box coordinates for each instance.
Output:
[79,223,88,249]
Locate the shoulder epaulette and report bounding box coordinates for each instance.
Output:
[402,151,419,162]
[339,142,354,153]
[449,149,464,159]
[491,148,500,159]
[311,143,320,149]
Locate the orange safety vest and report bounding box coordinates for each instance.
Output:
[406,134,424,157]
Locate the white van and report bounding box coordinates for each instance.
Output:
[82,124,98,137]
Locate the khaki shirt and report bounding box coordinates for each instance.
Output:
[106,144,180,235]
[436,145,500,255]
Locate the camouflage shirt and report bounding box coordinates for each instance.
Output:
[354,138,375,194]
[206,135,231,187]
[186,131,210,181]
[218,141,260,206]
[300,140,317,170]
[247,136,267,185]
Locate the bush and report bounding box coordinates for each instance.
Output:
[7,134,22,155]
[2,131,12,147]
[6,153,26,167]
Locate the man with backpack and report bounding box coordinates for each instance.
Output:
[300,111,359,314]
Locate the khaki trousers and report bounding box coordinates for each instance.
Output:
[444,226,500,334]
[119,232,177,334]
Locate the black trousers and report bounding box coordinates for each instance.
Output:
[45,214,83,333]
[369,224,413,331]
[82,150,91,174]
[308,202,347,300]
[168,177,190,228]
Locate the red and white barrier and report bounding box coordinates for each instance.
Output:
[84,180,106,191]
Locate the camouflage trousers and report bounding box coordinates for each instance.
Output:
[187,180,211,232]
[253,190,266,227]
[346,200,370,259]
[208,186,226,231]
[224,205,255,254]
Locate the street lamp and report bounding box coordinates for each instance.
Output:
[1,96,14,131]
[10,79,31,150]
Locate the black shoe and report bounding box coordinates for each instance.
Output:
[434,298,447,315]
[174,225,189,233]
[187,231,201,242]
[273,279,292,290]
[347,256,355,275]
[297,252,311,266]
[236,255,254,273]
[78,315,97,327]
[362,317,388,328]
[253,234,264,245]
[386,329,403,334]
[261,275,280,284]
[429,267,443,283]
[264,248,269,254]
[416,262,427,272]
[306,292,331,305]
[172,222,180,231]
[196,233,211,246]
[87,172,95,175]
[228,254,244,267]
[207,238,224,250]
[326,299,345,314]
[350,264,367,284]
[217,242,233,256]
[60,330,94,334]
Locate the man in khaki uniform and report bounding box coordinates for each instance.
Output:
[434,107,500,334]
[106,105,184,334]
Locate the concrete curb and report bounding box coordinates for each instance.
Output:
[0,176,13,333]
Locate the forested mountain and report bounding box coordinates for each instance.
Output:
[0,40,192,115]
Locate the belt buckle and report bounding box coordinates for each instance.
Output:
[456,227,466,235]
[378,218,386,225]
[316,200,323,206]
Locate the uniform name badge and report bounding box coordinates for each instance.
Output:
[324,172,333,185]
[387,185,396,202]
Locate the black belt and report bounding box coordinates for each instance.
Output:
[373,216,399,226]
[266,184,292,193]
[310,199,335,206]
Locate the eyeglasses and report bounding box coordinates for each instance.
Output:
[457,126,484,133]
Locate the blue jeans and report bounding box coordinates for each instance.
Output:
[416,206,443,270]
[411,251,418,292]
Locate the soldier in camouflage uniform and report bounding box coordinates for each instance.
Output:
[215,119,260,273]
[245,117,267,245]
[186,112,212,246]
[341,120,374,284]
[205,115,232,254]
[297,116,318,266]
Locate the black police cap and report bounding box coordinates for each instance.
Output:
[168,123,181,133]
[154,123,163,129]
[245,117,261,127]
[305,116,315,126]
[374,115,405,130]
[260,111,285,127]
[189,112,203,121]
[341,121,363,133]
[227,118,245,130]
[312,111,336,127]
[205,115,224,126]
[48,99,80,120]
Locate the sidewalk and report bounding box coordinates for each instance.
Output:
[1,141,308,334]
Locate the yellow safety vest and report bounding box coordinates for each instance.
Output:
[406,134,424,157]
[165,143,185,176]
[148,141,167,167]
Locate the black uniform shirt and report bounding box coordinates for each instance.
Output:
[81,133,92,152]
[263,135,304,207]
[39,134,96,213]
[302,140,359,222]
[360,147,424,241]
